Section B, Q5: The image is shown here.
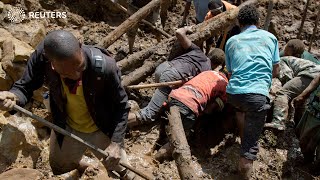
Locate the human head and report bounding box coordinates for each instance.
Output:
[208,0,224,16]
[284,39,305,58]
[44,30,85,80]
[237,5,260,28]
[207,48,225,69]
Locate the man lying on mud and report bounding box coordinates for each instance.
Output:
[128,26,226,127]
[265,56,320,130]
[154,50,228,160]
[0,30,135,179]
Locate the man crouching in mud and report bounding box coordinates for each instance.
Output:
[0,30,135,179]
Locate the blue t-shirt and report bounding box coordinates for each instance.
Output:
[225,26,280,97]
[187,0,210,23]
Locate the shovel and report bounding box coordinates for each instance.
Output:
[12,104,154,180]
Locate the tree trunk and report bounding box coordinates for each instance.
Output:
[120,0,257,83]
[103,0,161,48]
[167,106,199,180]
[263,0,274,31]
[308,3,320,52]
[297,0,311,39]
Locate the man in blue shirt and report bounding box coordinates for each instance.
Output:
[225,5,280,179]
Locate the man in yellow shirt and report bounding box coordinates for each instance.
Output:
[0,30,134,179]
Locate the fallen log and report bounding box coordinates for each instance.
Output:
[120,0,257,84]
[103,0,161,48]
[122,56,166,87]
[167,106,199,179]
[168,0,258,60]
[113,1,171,38]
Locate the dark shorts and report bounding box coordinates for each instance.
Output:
[227,93,270,160]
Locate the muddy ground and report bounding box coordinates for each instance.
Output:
[0,0,320,179]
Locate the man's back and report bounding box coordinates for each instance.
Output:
[225,26,280,97]
[170,71,228,116]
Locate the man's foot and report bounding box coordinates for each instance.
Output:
[238,158,253,180]
[264,122,286,131]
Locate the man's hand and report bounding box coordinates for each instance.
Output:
[292,95,307,108]
[103,142,121,169]
[0,91,17,111]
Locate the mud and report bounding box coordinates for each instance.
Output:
[0,0,320,179]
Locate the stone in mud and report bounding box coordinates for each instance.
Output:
[0,168,44,180]
[1,60,26,82]
[0,115,42,173]
[0,62,13,91]
[1,40,14,62]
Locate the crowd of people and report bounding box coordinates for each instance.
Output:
[0,0,319,179]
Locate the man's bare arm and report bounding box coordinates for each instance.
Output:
[272,63,280,78]
[175,27,192,50]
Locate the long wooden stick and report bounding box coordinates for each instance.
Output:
[103,0,161,48]
[12,105,153,180]
[263,0,274,31]
[113,2,171,38]
[127,79,184,89]
[297,0,311,39]
[308,3,320,52]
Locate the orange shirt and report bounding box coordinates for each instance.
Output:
[204,1,237,21]
[169,71,228,116]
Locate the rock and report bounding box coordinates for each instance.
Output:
[1,0,16,4]
[5,21,46,48]
[1,61,26,82]
[0,63,13,91]
[24,0,42,12]
[1,40,14,62]
[0,28,34,62]
[0,168,44,180]
[67,13,86,26]
[128,100,140,112]
[0,115,43,173]
[0,2,4,13]
[0,48,2,60]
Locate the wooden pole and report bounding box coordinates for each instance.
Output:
[297,0,311,39]
[160,0,171,28]
[308,3,320,52]
[126,79,186,89]
[167,106,199,179]
[113,2,171,38]
[103,0,161,48]
[263,0,274,31]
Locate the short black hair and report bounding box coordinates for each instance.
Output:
[207,48,225,65]
[44,30,80,60]
[208,0,223,10]
[237,5,260,26]
[286,39,305,57]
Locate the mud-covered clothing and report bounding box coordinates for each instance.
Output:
[186,0,210,23]
[279,56,320,85]
[139,44,211,122]
[296,85,320,161]
[280,50,320,65]
[169,71,228,116]
[168,44,211,79]
[272,57,320,124]
[227,93,271,160]
[9,41,129,144]
[225,25,280,97]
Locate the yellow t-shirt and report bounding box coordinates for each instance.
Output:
[61,79,98,133]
